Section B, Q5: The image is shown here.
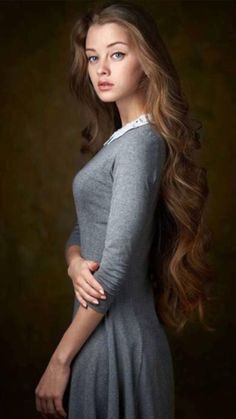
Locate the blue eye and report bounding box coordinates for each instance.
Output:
[87,56,97,63]
[112,51,125,60]
[87,52,125,63]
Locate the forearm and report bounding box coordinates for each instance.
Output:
[59,244,105,365]
[65,244,84,267]
[51,304,105,366]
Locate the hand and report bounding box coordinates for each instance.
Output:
[35,357,70,418]
[67,256,107,308]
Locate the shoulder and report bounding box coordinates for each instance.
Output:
[111,123,167,181]
[116,123,167,161]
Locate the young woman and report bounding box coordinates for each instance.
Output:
[35,1,214,418]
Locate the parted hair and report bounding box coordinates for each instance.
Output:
[68,0,215,334]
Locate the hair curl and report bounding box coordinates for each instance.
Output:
[68,0,216,334]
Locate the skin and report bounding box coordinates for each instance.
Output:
[86,22,147,126]
[35,22,147,418]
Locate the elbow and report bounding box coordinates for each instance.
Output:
[87,267,125,314]
[86,293,114,314]
[93,268,125,297]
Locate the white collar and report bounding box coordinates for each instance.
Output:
[103,113,152,147]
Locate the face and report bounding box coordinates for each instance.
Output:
[85,22,146,104]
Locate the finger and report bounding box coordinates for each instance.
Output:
[51,401,62,419]
[72,266,99,293]
[54,396,67,418]
[83,274,106,298]
[73,271,106,300]
[35,396,48,419]
[75,291,88,308]
[46,398,56,416]
[35,394,43,416]
[39,396,48,416]
[87,260,99,271]
[74,273,100,299]
[78,286,100,305]
[88,273,106,295]
[72,280,91,303]
[72,281,91,305]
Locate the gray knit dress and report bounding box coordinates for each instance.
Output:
[65,114,175,419]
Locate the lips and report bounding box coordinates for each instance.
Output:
[98,81,114,87]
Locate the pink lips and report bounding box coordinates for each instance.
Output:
[98,81,114,91]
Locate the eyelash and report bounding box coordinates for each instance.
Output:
[87,51,125,63]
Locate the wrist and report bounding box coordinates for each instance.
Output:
[51,349,73,367]
[68,254,84,267]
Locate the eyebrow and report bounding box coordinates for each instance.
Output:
[85,41,128,52]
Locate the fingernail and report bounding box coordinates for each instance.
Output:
[93,299,99,304]
[99,289,104,294]
[83,302,87,308]
[101,295,106,299]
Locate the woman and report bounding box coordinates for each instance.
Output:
[35,1,214,418]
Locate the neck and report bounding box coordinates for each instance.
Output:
[116,93,147,127]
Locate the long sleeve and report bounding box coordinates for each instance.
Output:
[86,131,167,314]
[65,220,81,253]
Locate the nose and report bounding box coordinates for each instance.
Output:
[96,56,110,76]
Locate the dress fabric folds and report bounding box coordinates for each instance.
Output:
[65,116,175,419]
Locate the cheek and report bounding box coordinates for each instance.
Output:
[87,64,96,79]
[120,61,144,86]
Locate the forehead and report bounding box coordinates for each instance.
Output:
[85,22,130,48]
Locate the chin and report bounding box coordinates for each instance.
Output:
[98,94,118,102]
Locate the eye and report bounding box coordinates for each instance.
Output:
[112,51,125,60]
[87,55,97,63]
[86,52,125,63]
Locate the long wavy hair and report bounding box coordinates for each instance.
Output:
[68,0,215,334]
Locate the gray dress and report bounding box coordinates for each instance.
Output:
[65,115,175,419]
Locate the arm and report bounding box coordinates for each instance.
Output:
[35,304,105,417]
[47,223,106,364]
[65,220,83,265]
[86,131,167,313]
[51,305,105,366]
[54,131,166,362]
[65,244,84,267]
[65,220,105,305]
[53,220,105,364]
[35,132,166,417]
[36,220,105,418]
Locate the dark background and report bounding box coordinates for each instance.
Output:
[0,1,235,418]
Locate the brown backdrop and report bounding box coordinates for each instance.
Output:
[0,1,235,418]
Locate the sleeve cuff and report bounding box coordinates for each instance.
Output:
[86,292,114,314]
